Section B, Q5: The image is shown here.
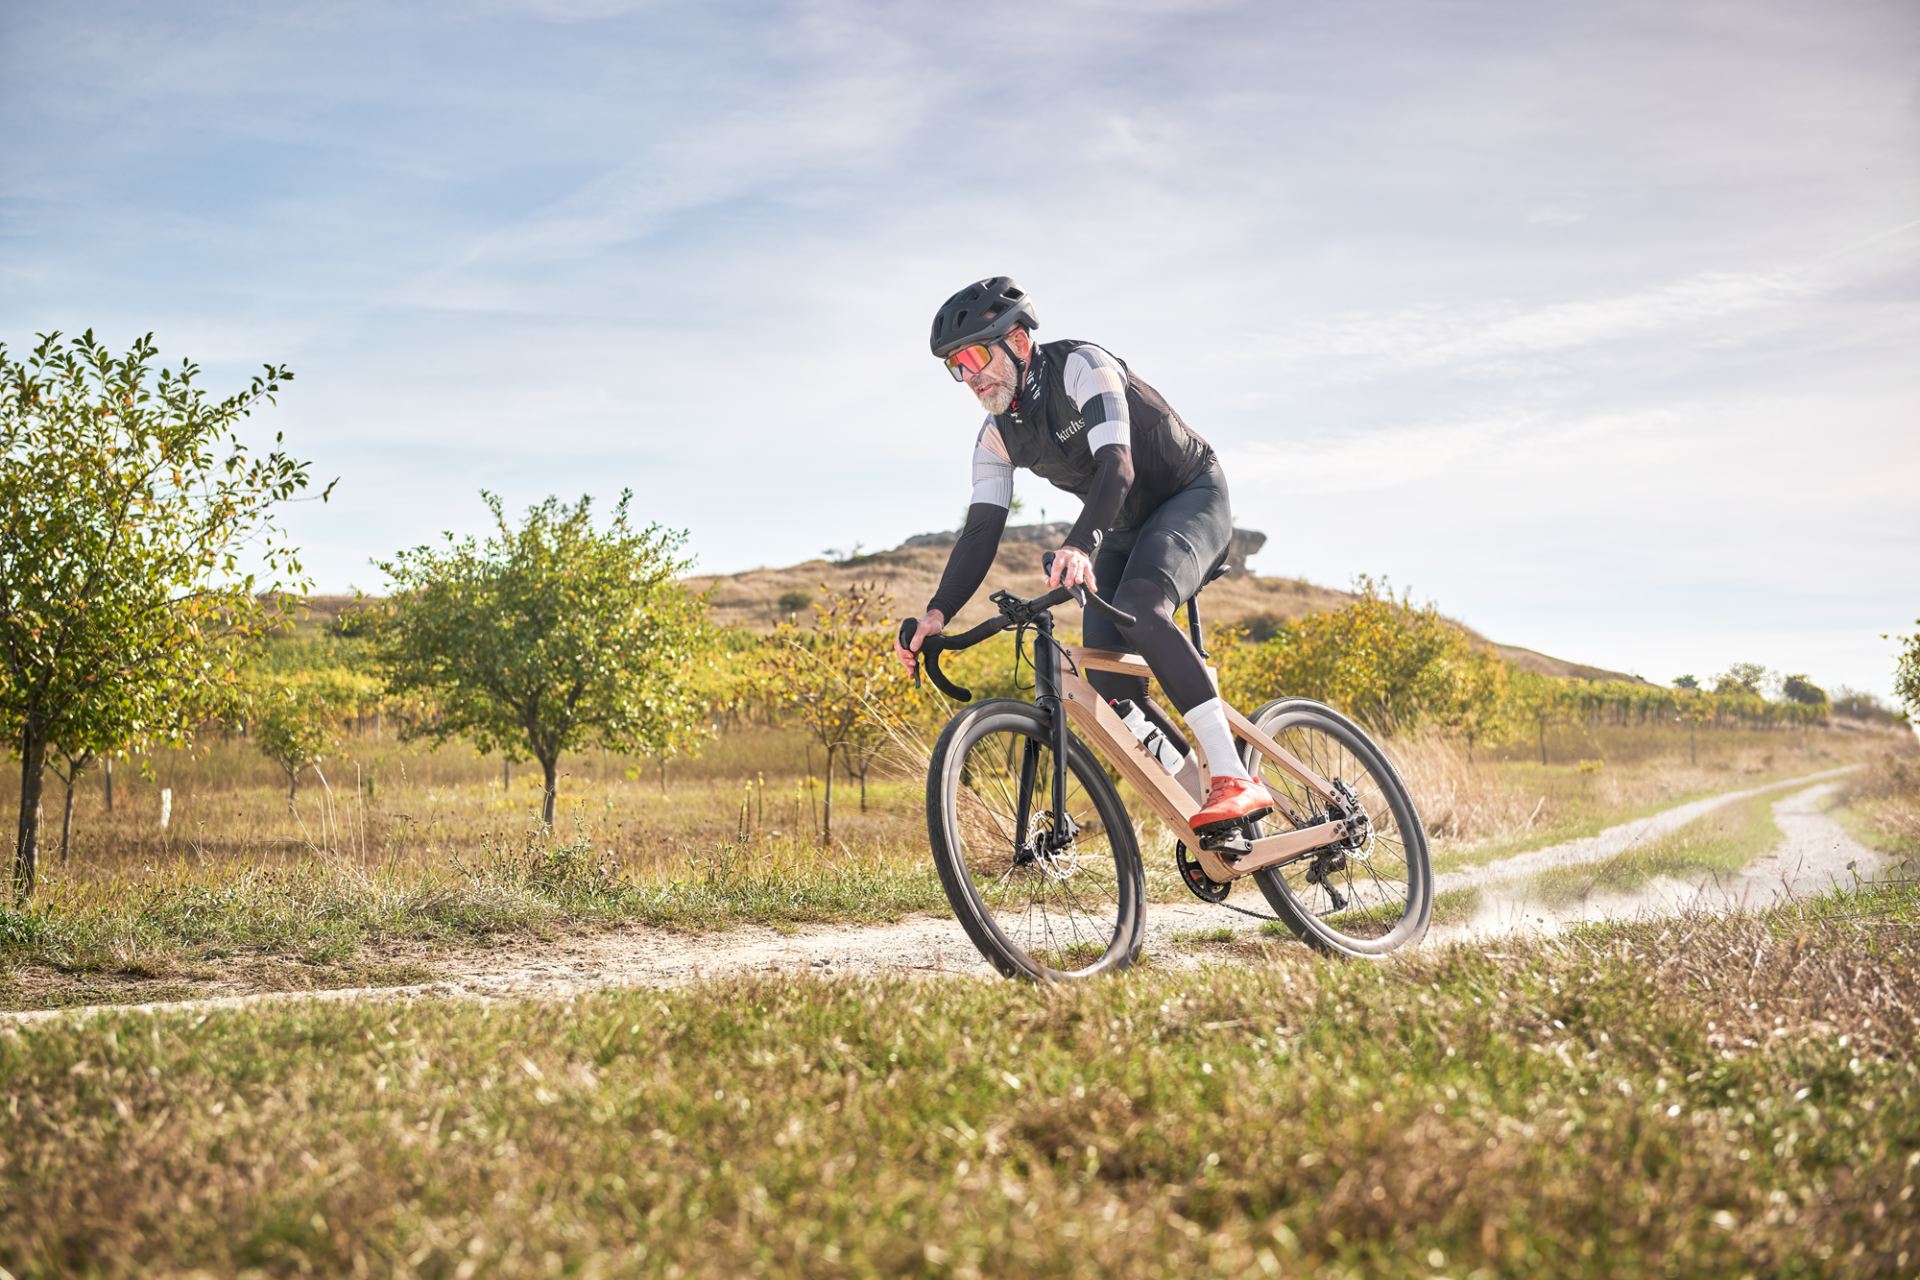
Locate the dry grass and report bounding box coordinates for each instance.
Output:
[2,883,1915,1278]
[1524,788,1783,906]
[1837,748,1920,873]
[1401,723,1887,874]
[0,720,1899,1008]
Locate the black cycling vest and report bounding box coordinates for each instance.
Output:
[993,338,1215,533]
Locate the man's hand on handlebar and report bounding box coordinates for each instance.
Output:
[896,608,945,678]
[1045,545,1096,593]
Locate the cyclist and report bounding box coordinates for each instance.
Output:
[895,276,1274,834]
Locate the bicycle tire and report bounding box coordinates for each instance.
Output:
[1241,698,1432,957]
[927,698,1146,981]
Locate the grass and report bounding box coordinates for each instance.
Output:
[1430,885,1482,926]
[1422,735,1865,878]
[0,820,950,1010]
[1524,788,1784,907]
[3,883,1916,1278]
[0,721,1901,1011]
[1835,749,1920,874]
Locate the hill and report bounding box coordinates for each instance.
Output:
[683,522,1643,683]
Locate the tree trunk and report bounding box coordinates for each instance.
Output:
[503,758,511,790]
[1689,722,1697,766]
[821,747,834,846]
[287,767,299,804]
[805,743,819,836]
[540,757,558,827]
[1537,717,1547,766]
[657,755,667,796]
[858,764,867,814]
[13,723,48,902]
[60,771,77,865]
[103,756,114,812]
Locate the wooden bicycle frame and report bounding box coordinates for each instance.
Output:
[1037,633,1352,886]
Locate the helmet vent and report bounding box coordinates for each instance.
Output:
[929,275,1037,358]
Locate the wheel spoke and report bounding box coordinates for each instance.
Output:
[1245,703,1431,951]
[937,710,1139,978]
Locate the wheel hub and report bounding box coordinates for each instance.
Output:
[1014,813,1081,880]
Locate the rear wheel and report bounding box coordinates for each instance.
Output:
[927,699,1145,980]
[1241,699,1431,956]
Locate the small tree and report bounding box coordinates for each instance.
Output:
[765,582,914,842]
[374,491,711,826]
[1672,674,1700,690]
[248,674,341,803]
[1,331,318,900]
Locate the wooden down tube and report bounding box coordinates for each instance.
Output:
[1058,647,1347,882]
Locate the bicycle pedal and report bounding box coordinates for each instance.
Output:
[1191,807,1271,841]
[1196,820,1261,855]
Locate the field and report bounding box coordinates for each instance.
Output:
[0,712,1909,1012]
[2,660,1917,1280]
[3,882,1916,1277]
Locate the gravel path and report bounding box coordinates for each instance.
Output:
[1440,776,1890,942]
[3,767,1890,1027]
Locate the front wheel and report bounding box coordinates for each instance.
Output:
[927,699,1145,980]
[1241,698,1432,957]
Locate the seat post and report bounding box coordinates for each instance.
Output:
[1186,594,1208,659]
[1187,550,1229,660]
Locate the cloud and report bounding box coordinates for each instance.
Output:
[3,0,1917,697]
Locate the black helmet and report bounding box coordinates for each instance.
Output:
[929,276,1038,358]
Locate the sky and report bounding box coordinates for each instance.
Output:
[3,0,1917,700]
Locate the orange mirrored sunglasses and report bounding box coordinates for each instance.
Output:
[942,343,994,381]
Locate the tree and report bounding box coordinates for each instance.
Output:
[1893,622,1920,720]
[1831,686,1910,729]
[1780,673,1828,708]
[248,673,342,803]
[1672,674,1700,690]
[373,491,712,826]
[765,582,914,842]
[1,331,319,900]
[1714,662,1770,698]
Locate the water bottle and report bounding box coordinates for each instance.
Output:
[1111,699,1184,775]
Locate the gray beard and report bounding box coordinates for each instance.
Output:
[975,381,1016,415]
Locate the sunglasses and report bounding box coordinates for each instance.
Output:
[942,343,995,381]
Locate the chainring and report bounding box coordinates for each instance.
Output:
[1175,842,1232,903]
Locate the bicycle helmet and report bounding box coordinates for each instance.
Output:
[929,277,1038,358]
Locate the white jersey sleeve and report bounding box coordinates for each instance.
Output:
[1062,345,1130,453]
[969,417,1015,509]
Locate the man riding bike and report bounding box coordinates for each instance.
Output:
[894,276,1275,835]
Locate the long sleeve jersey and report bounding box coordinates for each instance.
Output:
[927,338,1214,620]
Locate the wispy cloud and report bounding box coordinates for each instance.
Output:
[2,0,1915,695]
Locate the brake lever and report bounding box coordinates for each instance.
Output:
[1042,551,1114,622]
[896,616,922,686]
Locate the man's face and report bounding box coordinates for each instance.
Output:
[953,333,1025,415]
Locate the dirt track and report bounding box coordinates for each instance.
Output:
[2,767,1890,1027]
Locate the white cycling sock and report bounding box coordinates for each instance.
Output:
[1182,697,1252,781]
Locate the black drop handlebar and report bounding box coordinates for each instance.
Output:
[897,553,1138,703]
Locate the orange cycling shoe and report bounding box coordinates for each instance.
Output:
[1190,775,1276,833]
